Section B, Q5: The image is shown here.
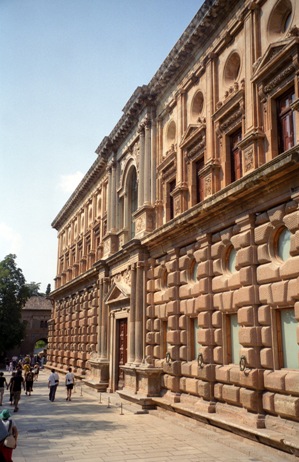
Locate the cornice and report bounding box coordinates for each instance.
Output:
[94,0,242,161]
[51,154,107,230]
[53,0,243,229]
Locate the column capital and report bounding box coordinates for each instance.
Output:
[138,123,145,134]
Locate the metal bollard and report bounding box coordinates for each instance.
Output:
[120,403,123,415]
[107,397,111,408]
[99,393,102,404]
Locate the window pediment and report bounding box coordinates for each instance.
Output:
[157,149,177,178]
[253,42,287,77]
[252,37,299,97]
[105,281,131,305]
[180,122,206,149]
[213,89,244,136]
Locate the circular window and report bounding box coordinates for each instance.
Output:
[268,0,292,38]
[277,227,291,262]
[226,246,237,274]
[224,52,241,85]
[191,91,204,119]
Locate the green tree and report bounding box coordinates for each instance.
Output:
[0,254,29,355]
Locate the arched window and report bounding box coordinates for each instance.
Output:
[191,91,204,121]
[268,0,293,39]
[128,168,138,239]
[224,52,241,85]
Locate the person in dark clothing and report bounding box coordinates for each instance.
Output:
[24,369,34,396]
[11,371,25,413]
[0,373,8,406]
[6,374,15,406]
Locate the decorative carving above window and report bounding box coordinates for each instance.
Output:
[180,123,206,161]
[165,143,177,158]
[213,88,244,137]
[157,149,177,181]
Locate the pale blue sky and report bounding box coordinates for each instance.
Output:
[0,0,202,292]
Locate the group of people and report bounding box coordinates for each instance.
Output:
[5,354,45,375]
[48,368,75,402]
[0,364,76,462]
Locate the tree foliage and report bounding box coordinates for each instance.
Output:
[25,281,42,296]
[0,254,30,355]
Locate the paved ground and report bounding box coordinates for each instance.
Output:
[0,369,296,462]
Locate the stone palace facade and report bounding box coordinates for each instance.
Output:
[48,0,299,444]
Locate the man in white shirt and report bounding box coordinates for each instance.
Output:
[48,369,59,402]
[65,367,75,401]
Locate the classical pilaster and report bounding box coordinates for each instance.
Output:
[106,164,112,231]
[128,263,136,364]
[106,158,116,233]
[100,277,110,361]
[97,278,104,355]
[138,125,145,208]
[177,90,185,185]
[134,261,144,365]
[110,158,117,232]
[206,54,216,162]
[144,118,151,205]
[150,119,156,205]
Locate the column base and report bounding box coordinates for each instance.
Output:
[85,356,109,392]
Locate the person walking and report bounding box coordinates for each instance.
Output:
[11,371,25,413]
[0,418,9,462]
[6,375,15,407]
[48,370,59,402]
[0,409,18,462]
[33,364,39,382]
[24,369,34,396]
[65,368,75,401]
[0,374,8,407]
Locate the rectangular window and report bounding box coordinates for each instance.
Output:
[192,317,201,360]
[278,308,299,369]
[161,321,170,358]
[230,129,242,182]
[169,179,176,220]
[277,89,295,154]
[195,158,204,204]
[229,314,240,364]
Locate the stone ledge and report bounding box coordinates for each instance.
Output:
[150,397,299,457]
[83,379,108,392]
[117,389,157,410]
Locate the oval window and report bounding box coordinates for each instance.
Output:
[227,246,237,274]
[277,228,291,262]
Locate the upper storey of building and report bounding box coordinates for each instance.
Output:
[52,0,299,291]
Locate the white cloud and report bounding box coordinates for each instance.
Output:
[57,171,84,193]
[0,223,22,256]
